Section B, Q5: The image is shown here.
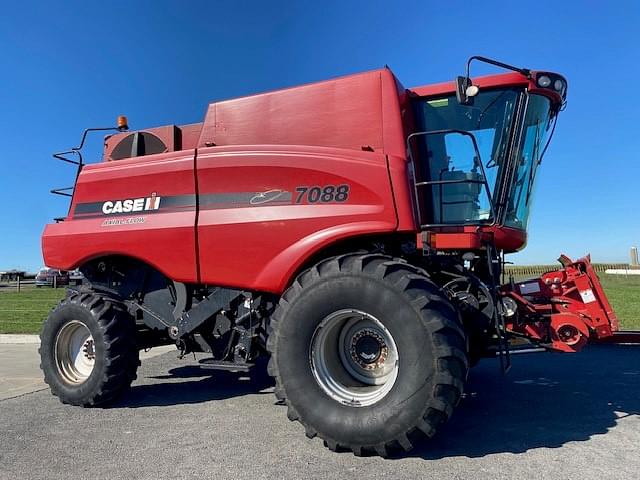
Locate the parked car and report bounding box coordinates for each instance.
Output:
[35,268,69,287]
[68,269,85,286]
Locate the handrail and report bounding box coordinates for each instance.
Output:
[52,150,81,166]
[415,179,486,186]
[52,126,120,168]
[50,125,123,220]
[50,187,74,198]
[406,129,496,229]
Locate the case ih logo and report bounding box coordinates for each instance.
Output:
[102,193,161,215]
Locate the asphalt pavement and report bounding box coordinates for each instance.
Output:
[0,344,638,480]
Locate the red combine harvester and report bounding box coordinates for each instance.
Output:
[40,57,621,456]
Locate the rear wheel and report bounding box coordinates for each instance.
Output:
[39,291,140,406]
[267,254,468,456]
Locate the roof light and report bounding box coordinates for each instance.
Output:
[537,75,551,88]
[117,115,129,131]
[554,79,564,92]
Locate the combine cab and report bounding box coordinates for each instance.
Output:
[39,57,619,456]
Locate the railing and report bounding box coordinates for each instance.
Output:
[406,129,496,229]
[504,263,629,280]
[51,126,121,220]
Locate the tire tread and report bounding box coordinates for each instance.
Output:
[266,253,468,456]
[39,291,140,406]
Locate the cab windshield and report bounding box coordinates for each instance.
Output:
[410,89,555,230]
[504,94,555,229]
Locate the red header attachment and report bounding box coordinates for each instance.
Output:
[501,254,618,353]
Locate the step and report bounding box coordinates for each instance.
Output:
[198,358,253,372]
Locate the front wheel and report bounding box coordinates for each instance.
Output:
[267,254,468,456]
[39,291,140,406]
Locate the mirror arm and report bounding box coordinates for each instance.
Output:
[457,56,531,106]
[465,56,531,80]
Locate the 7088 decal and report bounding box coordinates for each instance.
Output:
[295,184,350,204]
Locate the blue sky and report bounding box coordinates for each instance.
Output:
[1,0,638,271]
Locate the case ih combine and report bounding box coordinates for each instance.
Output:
[40,57,620,456]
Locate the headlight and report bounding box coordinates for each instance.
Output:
[537,75,551,88]
[500,296,518,317]
[554,79,564,92]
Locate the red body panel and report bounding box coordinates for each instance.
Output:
[197,69,407,158]
[43,145,400,291]
[425,226,528,252]
[196,145,398,292]
[43,150,198,282]
[43,69,416,292]
[42,68,554,291]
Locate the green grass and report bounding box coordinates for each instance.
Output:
[0,287,65,334]
[598,274,640,330]
[0,273,638,334]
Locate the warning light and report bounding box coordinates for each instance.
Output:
[117,115,129,131]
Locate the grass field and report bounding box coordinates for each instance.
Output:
[0,287,65,334]
[0,274,638,334]
[598,274,640,330]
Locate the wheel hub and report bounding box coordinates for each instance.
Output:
[350,329,387,369]
[557,324,581,345]
[83,339,95,360]
[54,321,96,385]
[310,310,399,407]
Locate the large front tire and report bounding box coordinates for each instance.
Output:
[39,291,140,406]
[267,254,468,456]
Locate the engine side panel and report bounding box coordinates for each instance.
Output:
[43,146,404,292]
[195,145,399,293]
[42,150,198,282]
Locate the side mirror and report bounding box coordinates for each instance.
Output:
[455,76,479,105]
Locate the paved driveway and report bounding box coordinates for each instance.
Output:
[0,344,638,479]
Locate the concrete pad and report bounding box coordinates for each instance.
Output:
[0,334,40,344]
[0,343,176,401]
[0,344,45,400]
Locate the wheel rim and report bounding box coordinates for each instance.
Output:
[310,309,398,407]
[54,321,96,384]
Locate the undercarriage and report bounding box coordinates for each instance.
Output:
[69,241,618,377]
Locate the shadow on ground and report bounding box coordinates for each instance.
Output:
[110,359,275,408]
[412,344,640,459]
[111,345,640,459]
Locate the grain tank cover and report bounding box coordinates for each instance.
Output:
[196,69,407,157]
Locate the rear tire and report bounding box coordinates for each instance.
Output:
[267,254,468,456]
[39,291,140,406]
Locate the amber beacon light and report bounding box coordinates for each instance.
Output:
[117,115,129,131]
